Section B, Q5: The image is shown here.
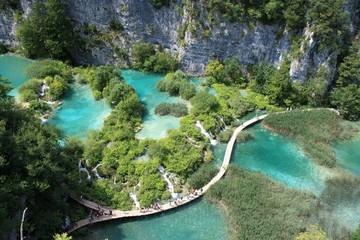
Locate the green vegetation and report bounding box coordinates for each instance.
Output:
[207,165,316,239]
[191,91,219,116]
[21,60,72,101]
[0,75,13,98]
[18,78,42,101]
[154,102,188,117]
[317,176,360,239]
[236,130,254,143]
[0,42,8,54]
[294,225,328,240]
[330,34,360,121]
[0,0,20,10]
[204,57,245,86]
[156,70,196,100]
[187,163,218,189]
[263,109,353,167]
[16,0,76,60]
[0,81,78,239]
[131,41,179,73]
[149,0,170,9]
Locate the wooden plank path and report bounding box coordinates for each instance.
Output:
[67,114,267,234]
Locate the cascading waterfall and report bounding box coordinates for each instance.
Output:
[159,166,178,199]
[220,117,228,130]
[78,160,91,180]
[195,120,217,145]
[129,191,141,209]
[40,82,49,97]
[92,163,103,179]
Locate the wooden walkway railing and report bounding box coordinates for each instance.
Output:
[67,114,267,234]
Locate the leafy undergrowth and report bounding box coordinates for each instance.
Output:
[207,165,316,240]
[263,109,356,167]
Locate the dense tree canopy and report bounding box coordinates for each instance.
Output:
[16,0,76,60]
[0,80,78,239]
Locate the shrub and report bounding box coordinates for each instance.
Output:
[188,163,218,189]
[18,79,42,102]
[154,102,188,117]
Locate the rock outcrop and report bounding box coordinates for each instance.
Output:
[0,0,358,83]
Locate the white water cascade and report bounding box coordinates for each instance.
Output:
[129,192,141,209]
[92,163,103,179]
[78,160,91,180]
[40,82,49,97]
[159,166,178,199]
[195,120,217,145]
[220,117,228,130]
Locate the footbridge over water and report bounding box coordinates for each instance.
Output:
[67,114,267,234]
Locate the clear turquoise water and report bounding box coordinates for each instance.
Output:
[47,84,111,138]
[214,123,324,195]
[0,54,32,99]
[83,199,228,240]
[334,140,360,176]
[122,70,185,139]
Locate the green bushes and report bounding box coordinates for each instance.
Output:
[236,130,254,143]
[207,165,316,239]
[191,91,220,116]
[154,102,188,117]
[204,57,245,86]
[18,79,42,102]
[0,42,8,54]
[0,0,20,10]
[187,163,218,189]
[149,0,170,9]
[156,70,196,100]
[131,41,179,73]
[263,109,349,167]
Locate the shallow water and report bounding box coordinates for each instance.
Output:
[334,139,360,176]
[214,123,324,195]
[47,84,111,138]
[0,54,32,99]
[83,199,228,240]
[122,70,185,139]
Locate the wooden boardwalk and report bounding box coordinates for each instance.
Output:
[67,114,267,234]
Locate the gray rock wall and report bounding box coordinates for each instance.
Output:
[0,0,358,83]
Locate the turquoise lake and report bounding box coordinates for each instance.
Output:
[334,139,360,176]
[47,84,111,138]
[0,54,32,99]
[122,70,185,139]
[83,199,228,240]
[2,54,360,237]
[214,123,324,195]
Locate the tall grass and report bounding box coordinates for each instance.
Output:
[263,109,354,167]
[207,165,316,240]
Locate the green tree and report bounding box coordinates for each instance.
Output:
[191,91,219,116]
[16,0,76,60]
[0,76,13,98]
[132,41,155,69]
[264,61,293,106]
[330,84,360,121]
[205,60,224,83]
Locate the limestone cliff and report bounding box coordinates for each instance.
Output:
[0,0,359,83]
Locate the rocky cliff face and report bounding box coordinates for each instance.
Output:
[0,0,359,83]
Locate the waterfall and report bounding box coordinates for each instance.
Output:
[220,117,228,130]
[39,114,48,123]
[92,163,103,179]
[129,192,141,209]
[78,160,91,180]
[195,120,217,145]
[159,166,178,199]
[40,82,49,97]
